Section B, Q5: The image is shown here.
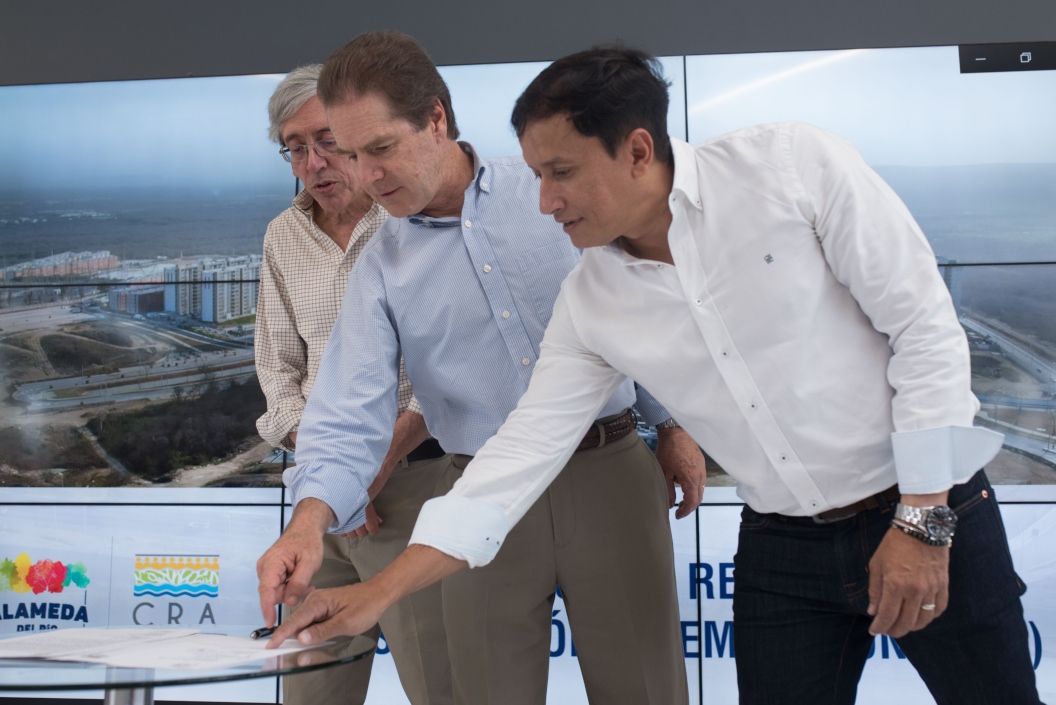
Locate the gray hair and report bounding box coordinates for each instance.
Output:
[267,64,324,144]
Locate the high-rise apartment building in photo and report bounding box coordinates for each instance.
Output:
[162,255,262,322]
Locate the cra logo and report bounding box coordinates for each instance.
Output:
[132,554,218,626]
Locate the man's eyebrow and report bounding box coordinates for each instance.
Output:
[538,157,572,168]
[281,131,306,146]
[362,134,397,151]
[334,134,398,156]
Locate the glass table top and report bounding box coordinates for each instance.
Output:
[0,634,376,691]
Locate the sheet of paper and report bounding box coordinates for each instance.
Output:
[0,628,198,659]
[73,633,321,669]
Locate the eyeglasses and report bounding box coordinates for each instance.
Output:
[280,138,340,163]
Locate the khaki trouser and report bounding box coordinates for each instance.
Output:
[284,454,455,705]
[439,431,689,705]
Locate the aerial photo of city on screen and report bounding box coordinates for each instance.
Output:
[0,73,292,488]
[0,47,1054,490]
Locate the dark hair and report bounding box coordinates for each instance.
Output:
[511,46,672,164]
[318,30,459,139]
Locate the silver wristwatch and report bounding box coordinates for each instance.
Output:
[655,418,680,430]
[891,504,957,547]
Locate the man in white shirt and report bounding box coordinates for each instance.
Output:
[270,47,1041,704]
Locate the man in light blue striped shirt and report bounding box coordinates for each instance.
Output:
[259,31,705,704]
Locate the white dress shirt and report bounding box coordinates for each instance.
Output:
[409,122,1004,568]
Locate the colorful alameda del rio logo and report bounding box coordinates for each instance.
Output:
[1,553,91,630]
[1,553,90,595]
[134,555,219,598]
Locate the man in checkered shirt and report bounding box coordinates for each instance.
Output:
[254,65,453,705]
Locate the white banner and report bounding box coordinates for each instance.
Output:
[2,498,1053,703]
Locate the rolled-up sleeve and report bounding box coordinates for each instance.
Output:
[255,233,308,450]
[409,292,626,567]
[789,123,1002,494]
[283,252,403,534]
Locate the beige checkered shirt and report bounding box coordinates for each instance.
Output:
[255,189,419,450]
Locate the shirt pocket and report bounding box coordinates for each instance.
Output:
[517,240,580,325]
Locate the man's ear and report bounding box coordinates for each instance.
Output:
[626,128,655,176]
[429,98,447,141]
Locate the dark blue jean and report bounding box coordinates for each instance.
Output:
[732,470,1042,705]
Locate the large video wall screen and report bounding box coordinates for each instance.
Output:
[1,46,1053,495]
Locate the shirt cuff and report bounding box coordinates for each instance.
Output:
[890,425,1004,495]
[282,466,369,535]
[256,405,303,449]
[408,495,511,568]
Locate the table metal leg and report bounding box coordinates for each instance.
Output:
[104,685,154,705]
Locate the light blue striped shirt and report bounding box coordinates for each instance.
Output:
[286,144,670,533]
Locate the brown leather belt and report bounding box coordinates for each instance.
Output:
[576,410,637,452]
[813,485,900,523]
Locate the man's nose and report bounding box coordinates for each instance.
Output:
[538,179,561,216]
[305,146,328,171]
[358,157,383,186]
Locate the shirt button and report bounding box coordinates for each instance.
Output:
[749,403,756,410]
[521,357,531,366]
[694,298,703,306]
[780,454,788,461]
[481,182,489,189]
[483,264,492,273]
[721,351,728,357]
[464,220,472,228]
[502,310,511,319]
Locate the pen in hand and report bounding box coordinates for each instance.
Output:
[250,627,276,640]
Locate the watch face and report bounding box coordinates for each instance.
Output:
[925,506,958,540]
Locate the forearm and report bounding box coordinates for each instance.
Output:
[368,411,430,500]
[266,543,467,647]
[288,497,338,535]
[369,545,468,613]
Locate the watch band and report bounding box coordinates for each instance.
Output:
[894,503,930,527]
[891,502,957,547]
[655,417,680,430]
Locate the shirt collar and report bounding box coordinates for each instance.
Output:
[292,187,382,253]
[293,187,316,214]
[669,137,703,211]
[461,141,489,193]
[407,141,490,228]
[599,136,700,267]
